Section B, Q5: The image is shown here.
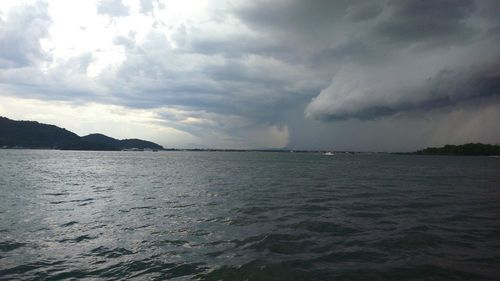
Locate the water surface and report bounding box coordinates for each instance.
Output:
[1,150,499,280]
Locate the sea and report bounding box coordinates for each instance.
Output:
[0,150,499,280]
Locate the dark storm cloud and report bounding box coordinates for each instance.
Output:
[236,0,361,33]
[227,0,500,126]
[306,56,500,121]
[345,2,383,22]
[300,1,500,121]
[374,0,477,45]
[309,41,384,66]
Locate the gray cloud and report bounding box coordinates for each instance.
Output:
[301,0,500,122]
[139,0,154,14]
[107,29,323,121]
[0,2,51,68]
[236,0,360,34]
[345,2,383,22]
[374,0,477,46]
[97,0,129,17]
[306,55,500,121]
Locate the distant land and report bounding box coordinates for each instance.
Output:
[2,116,499,155]
[413,143,500,156]
[0,116,164,151]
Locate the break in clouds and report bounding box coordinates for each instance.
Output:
[0,0,499,150]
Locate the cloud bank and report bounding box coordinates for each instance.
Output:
[0,0,499,150]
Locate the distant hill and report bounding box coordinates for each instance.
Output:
[414,143,500,156]
[82,134,163,150]
[0,116,163,151]
[81,133,121,148]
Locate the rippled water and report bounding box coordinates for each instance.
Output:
[0,150,499,280]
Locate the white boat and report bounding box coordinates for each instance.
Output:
[323,151,334,155]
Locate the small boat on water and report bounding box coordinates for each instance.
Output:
[324,151,334,156]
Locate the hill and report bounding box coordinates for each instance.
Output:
[0,116,78,148]
[0,116,163,151]
[414,143,500,156]
[81,134,164,150]
[119,138,163,150]
[81,133,121,148]
[0,117,117,150]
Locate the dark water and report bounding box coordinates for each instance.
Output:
[1,150,499,280]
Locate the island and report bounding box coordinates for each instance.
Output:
[0,116,164,151]
[414,143,500,156]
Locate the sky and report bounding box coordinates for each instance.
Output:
[0,0,499,151]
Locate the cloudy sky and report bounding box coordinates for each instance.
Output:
[0,0,499,151]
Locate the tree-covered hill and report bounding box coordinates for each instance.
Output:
[414,143,500,156]
[0,116,163,151]
[82,134,164,150]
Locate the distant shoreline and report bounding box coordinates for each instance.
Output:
[411,143,500,156]
[0,146,379,154]
[0,144,500,157]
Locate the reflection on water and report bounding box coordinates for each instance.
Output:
[1,150,499,280]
